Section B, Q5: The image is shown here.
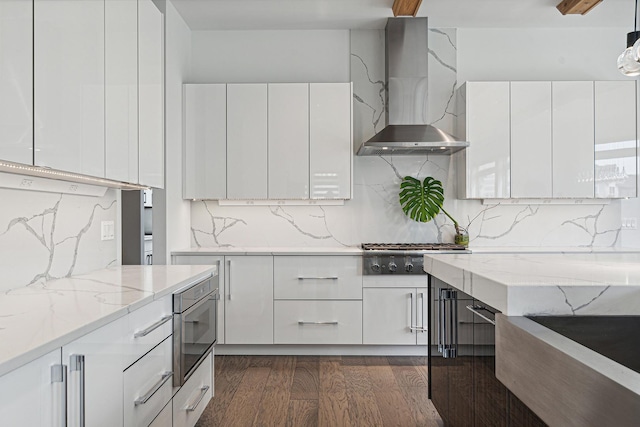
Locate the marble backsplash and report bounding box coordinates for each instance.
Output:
[0,188,118,292]
[190,28,623,249]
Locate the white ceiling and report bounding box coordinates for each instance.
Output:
[171,0,631,31]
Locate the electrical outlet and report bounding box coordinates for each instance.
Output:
[622,218,638,230]
[101,221,115,241]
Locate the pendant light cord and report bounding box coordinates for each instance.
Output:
[636,0,638,32]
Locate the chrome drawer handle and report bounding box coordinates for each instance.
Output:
[298,321,339,325]
[186,385,210,412]
[51,364,67,427]
[135,372,173,406]
[134,315,172,338]
[465,305,496,325]
[297,276,339,280]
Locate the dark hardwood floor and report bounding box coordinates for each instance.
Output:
[196,355,443,427]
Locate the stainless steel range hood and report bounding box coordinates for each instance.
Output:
[357,18,468,156]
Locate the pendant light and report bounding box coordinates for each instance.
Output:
[618,0,640,76]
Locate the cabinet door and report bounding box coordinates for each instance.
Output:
[510,82,552,198]
[309,83,352,199]
[0,348,62,427]
[105,0,138,183]
[63,316,128,427]
[183,84,227,199]
[464,82,511,198]
[138,0,164,188]
[363,288,416,345]
[268,83,309,199]
[225,256,273,344]
[595,81,637,199]
[227,84,268,199]
[35,0,105,177]
[0,0,32,165]
[552,81,594,198]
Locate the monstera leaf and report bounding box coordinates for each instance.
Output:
[399,176,460,234]
[399,176,444,223]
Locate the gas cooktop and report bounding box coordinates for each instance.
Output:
[361,243,469,252]
[361,243,470,275]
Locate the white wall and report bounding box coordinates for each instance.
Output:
[189,30,350,83]
[153,0,193,263]
[457,27,628,82]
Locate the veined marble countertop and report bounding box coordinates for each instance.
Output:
[424,253,640,316]
[172,246,365,256]
[0,265,216,377]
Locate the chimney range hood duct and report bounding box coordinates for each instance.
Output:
[356,18,468,156]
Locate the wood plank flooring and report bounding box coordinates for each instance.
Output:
[196,355,443,427]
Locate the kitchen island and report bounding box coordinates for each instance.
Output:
[0,265,217,427]
[424,252,640,426]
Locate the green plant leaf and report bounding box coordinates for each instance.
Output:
[398,176,445,223]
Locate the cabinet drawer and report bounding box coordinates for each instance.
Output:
[173,352,213,427]
[149,401,172,427]
[274,300,362,344]
[274,256,362,300]
[126,296,173,367]
[123,337,173,427]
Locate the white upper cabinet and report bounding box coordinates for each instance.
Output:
[35,0,105,177]
[594,81,637,199]
[552,81,594,198]
[0,0,32,165]
[309,83,352,199]
[227,84,268,199]
[105,0,138,183]
[457,82,511,199]
[458,80,637,200]
[268,83,310,199]
[138,0,164,188]
[510,82,552,198]
[183,84,227,199]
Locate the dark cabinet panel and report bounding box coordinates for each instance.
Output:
[507,391,547,427]
[448,355,473,427]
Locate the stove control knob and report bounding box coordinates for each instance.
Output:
[405,263,414,272]
[371,263,380,272]
[388,262,398,272]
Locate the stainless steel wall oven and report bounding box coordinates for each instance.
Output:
[173,275,219,386]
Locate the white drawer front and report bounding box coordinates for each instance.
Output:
[149,401,172,427]
[274,256,362,300]
[126,296,173,367]
[123,337,173,427]
[173,352,213,427]
[363,275,428,288]
[274,300,362,344]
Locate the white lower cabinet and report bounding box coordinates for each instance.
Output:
[150,401,173,427]
[274,256,362,300]
[363,287,428,345]
[274,300,362,344]
[225,255,273,344]
[0,348,62,427]
[124,337,173,427]
[63,315,129,427]
[172,352,213,427]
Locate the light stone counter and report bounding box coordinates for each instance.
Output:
[424,253,640,316]
[0,265,216,377]
[172,246,364,256]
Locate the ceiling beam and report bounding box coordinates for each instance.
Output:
[392,0,423,17]
[556,0,603,15]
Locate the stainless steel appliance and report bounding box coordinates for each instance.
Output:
[173,275,219,386]
[361,243,470,275]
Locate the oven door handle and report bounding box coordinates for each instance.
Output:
[466,304,496,325]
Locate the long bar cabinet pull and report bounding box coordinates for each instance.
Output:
[51,364,67,427]
[69,355,85,427]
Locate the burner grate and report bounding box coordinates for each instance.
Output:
[361,243,467,251]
